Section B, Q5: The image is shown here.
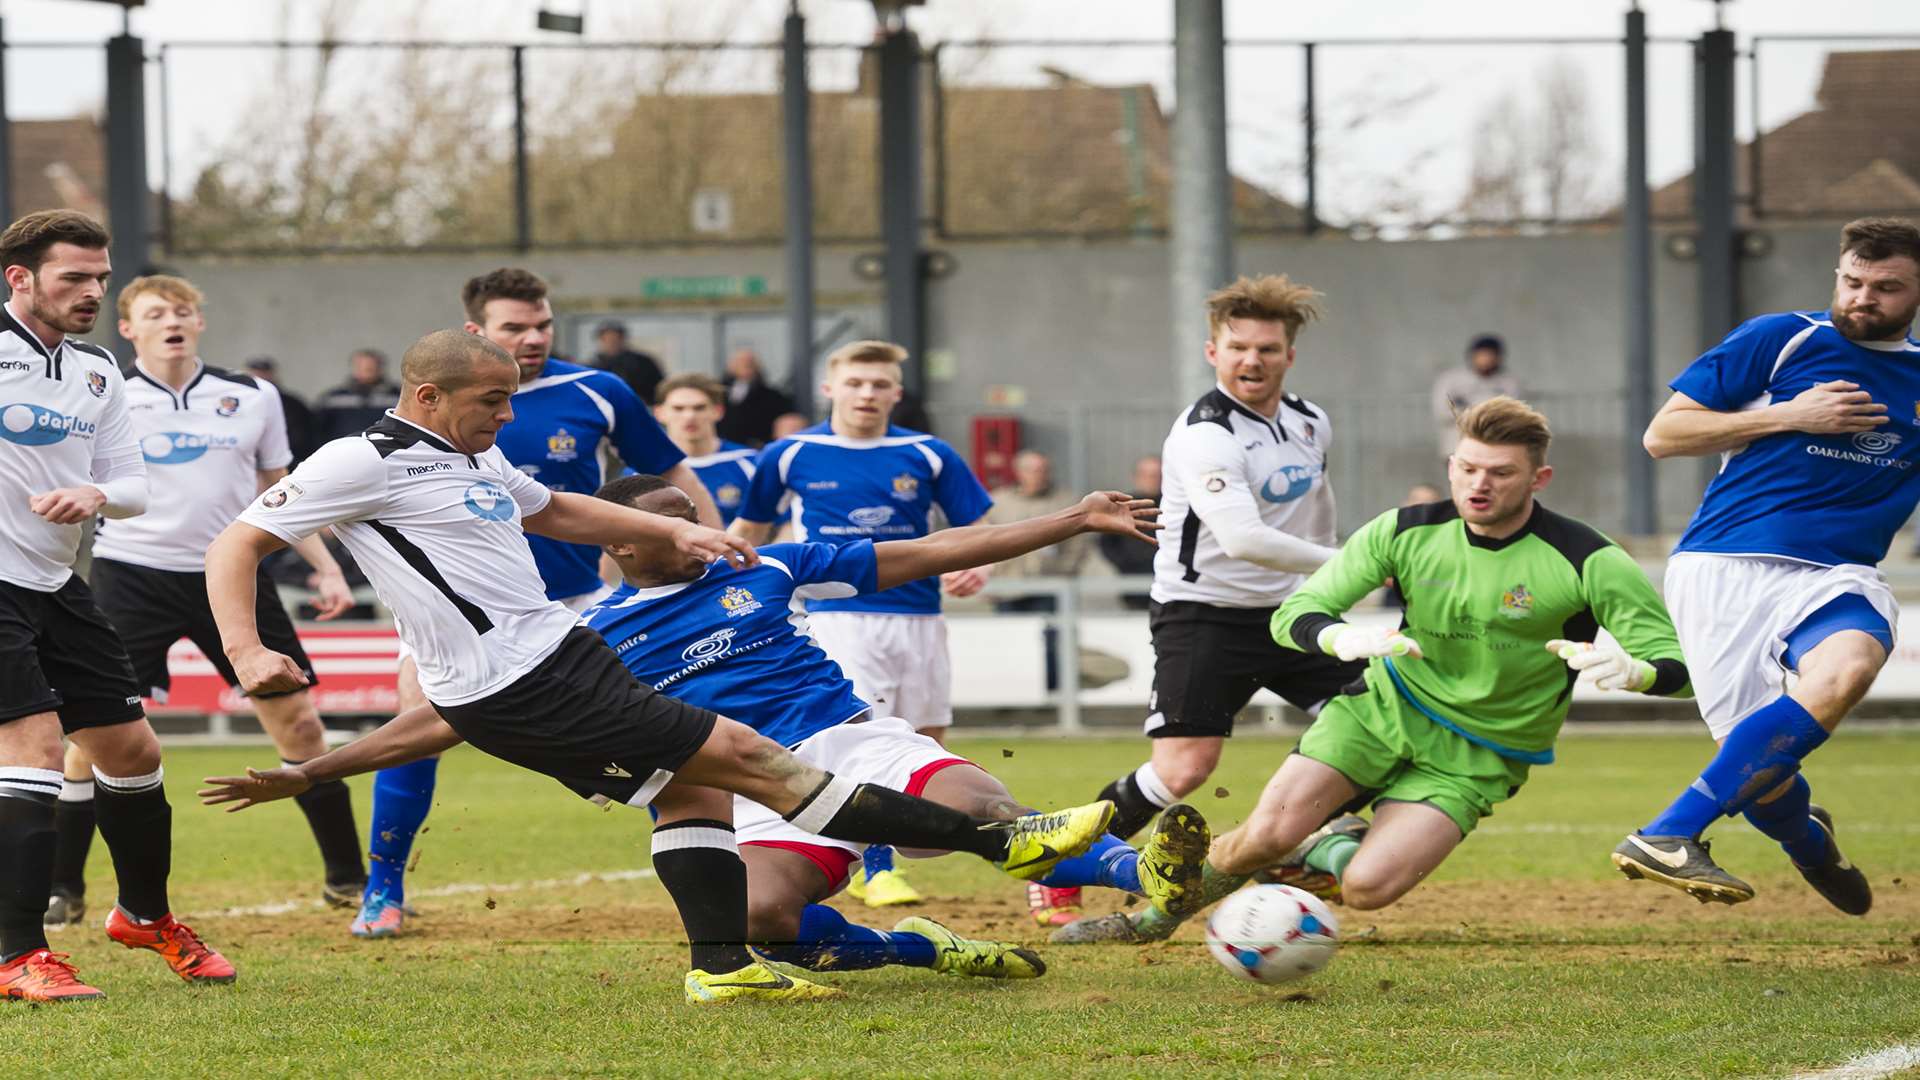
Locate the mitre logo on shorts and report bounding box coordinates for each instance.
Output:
[719,585,762,617]
[261,481,304,509]
[890,473,919,501]
[681,626,736,662]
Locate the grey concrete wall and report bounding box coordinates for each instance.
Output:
[161,219,1855,537]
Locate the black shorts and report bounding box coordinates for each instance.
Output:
[1146,600,1366,739]
[433,627,719,807]
[0,575,146,733]
[90,557,317,702]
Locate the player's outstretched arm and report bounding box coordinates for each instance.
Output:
[1557,546,1692,697]
[1644,385,1888,459]
[873,491,1158,591]
[526,490,758,568]
[199,705,464,812]
[206,520,311,696]
[1272,509,1402,657]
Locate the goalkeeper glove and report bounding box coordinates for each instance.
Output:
[1316,622,1423,662]
[1546,639,1656,692]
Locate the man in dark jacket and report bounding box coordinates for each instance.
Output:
[716,346,796,447]
[315,348,401,443]
[589,320,666,405]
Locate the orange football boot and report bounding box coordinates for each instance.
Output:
[104,908,236,984]
[1,949,104,1003]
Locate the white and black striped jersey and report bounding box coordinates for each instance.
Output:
[94,359,291,572]
[0,303,145,591]
[1151,386,1338,608]
[237,411,576,706]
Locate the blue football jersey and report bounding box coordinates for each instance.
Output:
[736,423,992,615]
[1672,310,1920,567]
[582,541,879,748]
[494,358,683,600]
[686,441,757,527]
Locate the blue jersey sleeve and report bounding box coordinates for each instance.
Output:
[602,375,683,475]
[1669,313,1813,411]
[763,541,879,593]
[931,440,993,526]
[735,441,791,524]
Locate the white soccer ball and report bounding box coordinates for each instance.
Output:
[1204,883,1340,985]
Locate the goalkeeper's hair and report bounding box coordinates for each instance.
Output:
[1456,396,1551,467]
[1205,274,1321,344]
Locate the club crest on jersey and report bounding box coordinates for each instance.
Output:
[716,483,742,508]
[216,395,240,417]
[890,473,919,501]
[1499,583,1533,619]
[546,427,578,462]
[86,370,107,397]
[719,585,762,618]
[462,481,515,521]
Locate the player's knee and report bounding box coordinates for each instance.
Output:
[1338,864,1411,911]
[1155,754,1218,798]
[1239,814,1308,867]
[746,893,803,942]
[88,726,163,777]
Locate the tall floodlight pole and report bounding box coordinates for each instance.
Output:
[1624,6,1656,535]
[782,4,817,417]
[1170,0,1233,403]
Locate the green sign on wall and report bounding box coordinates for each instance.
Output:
[641,275,770,301]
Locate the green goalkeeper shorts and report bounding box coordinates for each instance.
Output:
[1297,669,1532,838]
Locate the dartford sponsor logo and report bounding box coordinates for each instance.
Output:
[141,431,240,464]
[0,403,96,445]
[1258,463,1318,504]
[463,481,515,520]
[1807,430,1912,470]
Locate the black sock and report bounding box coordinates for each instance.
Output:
[1099,772,1163,840]
[785,777,1007,861]
[0,780,59,963]
[650,819,752,974]
[286,762,365,886]
[93,768,172,921]
[50,781,96,897]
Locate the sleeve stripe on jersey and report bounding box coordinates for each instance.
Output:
[575,382,617,431]
[776,441,806,485]
[366,520,495,634]
[760,556,794,579]
[912,441,944,478]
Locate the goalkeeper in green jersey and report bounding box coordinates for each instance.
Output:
[1056,396,1693,943]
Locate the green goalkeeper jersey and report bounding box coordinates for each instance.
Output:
[1273,500,1690,763]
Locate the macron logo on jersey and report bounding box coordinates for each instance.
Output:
[0,403,96,445]
[140,431,241,464]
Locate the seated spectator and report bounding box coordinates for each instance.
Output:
[716,347,795,446]
[315,348,401,443]
[1098,454,1161,610]
[588,320,665,405]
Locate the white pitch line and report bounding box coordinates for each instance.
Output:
[1476,822,1920,836]
[1787,1044,1920,1080]
[178,868,657,920]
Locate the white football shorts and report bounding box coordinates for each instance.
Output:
[805,611,954,730]
[1665,552,1897,739]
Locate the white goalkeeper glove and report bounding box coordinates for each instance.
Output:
[1546,639,1656,693]
[1316,622,1423,662]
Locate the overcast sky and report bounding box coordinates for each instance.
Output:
[5,0,1918,224]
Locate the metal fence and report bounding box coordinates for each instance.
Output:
[7,30,1918,255]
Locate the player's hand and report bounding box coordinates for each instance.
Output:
[28,485,107,525]
[1077,490,1161,545]
[309,568,355,621]
[228,643,309,695]
[1317,623,1423,661]
[672,520,759,569]
[942,567,989,597]
[1780,380,1889,435]
[1546,639,1656,692]
[197,765,313,812]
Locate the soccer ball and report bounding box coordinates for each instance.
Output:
[1204,883,1340,985]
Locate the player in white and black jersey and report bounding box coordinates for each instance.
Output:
[0,211,234,1003]
[1091,276,1367,841]
[43,274,365,929]
[198,330,1121,1004]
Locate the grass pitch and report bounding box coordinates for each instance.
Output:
[7,731,1920,1078]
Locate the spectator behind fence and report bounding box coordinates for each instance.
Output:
[1099,454,1162,610]
[987,450,1092,601]
[245,356,318,464]
[315,347,401,443]
[716,346,795,446]
[589,319,665,406]
[1431,333,1521,465]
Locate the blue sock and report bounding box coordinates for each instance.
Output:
[1035,834,1141,893]
[1742,775,1831,866]
[753,904,936,970]
[862,844,896,878]
[1644,695,1828,838]
[365,758,439,905]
